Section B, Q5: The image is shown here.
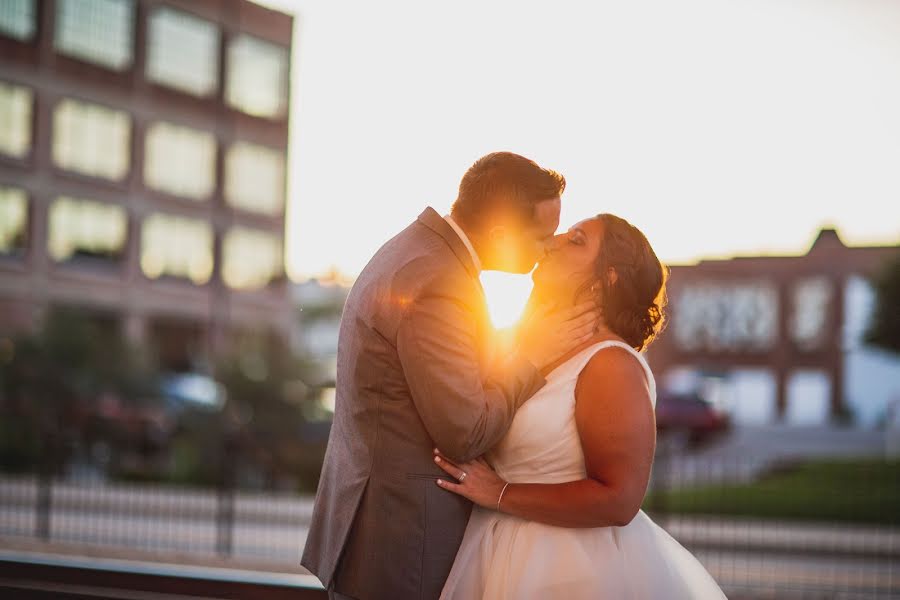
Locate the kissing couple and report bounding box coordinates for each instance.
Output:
[302,152,727,599]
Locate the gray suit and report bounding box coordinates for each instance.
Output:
[301,207,546,600]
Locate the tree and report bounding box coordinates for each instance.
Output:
[865,253,900,354]
[212,332,329,491]
[0,308,157,473]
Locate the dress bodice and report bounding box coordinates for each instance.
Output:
[486,341,657,485]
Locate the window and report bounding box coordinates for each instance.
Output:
[48,196,127,263]
[141,213,213,284]
[224,142,285,215]
[53,98,131,180]
[146,7,220,96]
[226,34,288,118]
[54,0,134,71]
[222,227,282,289]
[673,281,778,352]
[0,81,32,159]
[144,122,216,200]
[0,186,28,256]
[0,0,36,41]
[790,277,832,351]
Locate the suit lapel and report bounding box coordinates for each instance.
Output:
[417,208,489,362]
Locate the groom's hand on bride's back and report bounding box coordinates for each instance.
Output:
[518,301,598,370]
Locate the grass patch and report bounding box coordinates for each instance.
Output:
[643,458,900,525]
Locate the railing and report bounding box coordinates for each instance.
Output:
[1,450,897,598]
[645,451,898,599]
[1,474,313,566]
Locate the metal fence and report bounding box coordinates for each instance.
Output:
[1,449,897,599]
[645,451,899,599]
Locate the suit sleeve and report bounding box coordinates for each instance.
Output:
[396,281,546,463]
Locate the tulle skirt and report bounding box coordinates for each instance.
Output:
[440,507,727,600]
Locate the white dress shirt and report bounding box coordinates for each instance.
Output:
[444,214,482,273]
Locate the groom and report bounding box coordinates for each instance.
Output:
[302,152,595,600]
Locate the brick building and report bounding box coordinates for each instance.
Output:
[646,228,899,426]
[0,0,293,370]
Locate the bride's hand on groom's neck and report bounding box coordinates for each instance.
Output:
[518,301,599,370]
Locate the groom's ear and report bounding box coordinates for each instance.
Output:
[488,225,508,244]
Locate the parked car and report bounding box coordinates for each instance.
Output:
[655,391,730,450]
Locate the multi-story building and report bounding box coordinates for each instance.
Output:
[647,228,899,427]
[291,275,351,381]
[0,0,293,371]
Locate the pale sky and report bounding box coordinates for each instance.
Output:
[259,0,900,281]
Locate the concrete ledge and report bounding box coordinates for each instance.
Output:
[0,549,326,600]
[0,536,311,574]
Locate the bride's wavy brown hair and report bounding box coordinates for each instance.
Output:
[579,214,669,351]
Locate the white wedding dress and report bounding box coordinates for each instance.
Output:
[440,341,727,600]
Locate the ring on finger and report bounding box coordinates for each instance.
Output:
[459,471,467,482]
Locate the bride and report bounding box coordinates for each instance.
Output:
[433,213,727,599]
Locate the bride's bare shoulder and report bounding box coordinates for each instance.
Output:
[575,345,651,407]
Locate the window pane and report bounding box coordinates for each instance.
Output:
[146,7,220,96]
[226,34,288,118]
[144,122,216,199]
[54,0,135,71]
[0,0,36,41]
[790,277,832,351]
[53,98,131,180]
[223,227,282,289]
[0,81,33,158]
[225,141,285,215]
[0,186,28,256]
[48,196,127,262]
[141,213,213,284]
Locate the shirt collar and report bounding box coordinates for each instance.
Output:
[444,214,482,273]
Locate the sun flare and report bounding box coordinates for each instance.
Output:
[480,271,535,330]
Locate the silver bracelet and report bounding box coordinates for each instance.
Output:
[496,482,510,512]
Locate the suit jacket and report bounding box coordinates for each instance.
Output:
[301,207,546,600]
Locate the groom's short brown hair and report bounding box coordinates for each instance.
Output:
[451,152,565,229]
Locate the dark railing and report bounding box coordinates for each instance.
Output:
[644,451,898,599]
[1,447,897,599]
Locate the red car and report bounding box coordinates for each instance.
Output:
[655,392,730,449]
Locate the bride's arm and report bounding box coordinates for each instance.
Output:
[434,347,656,528]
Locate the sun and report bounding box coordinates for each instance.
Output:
[480,271,535,330]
